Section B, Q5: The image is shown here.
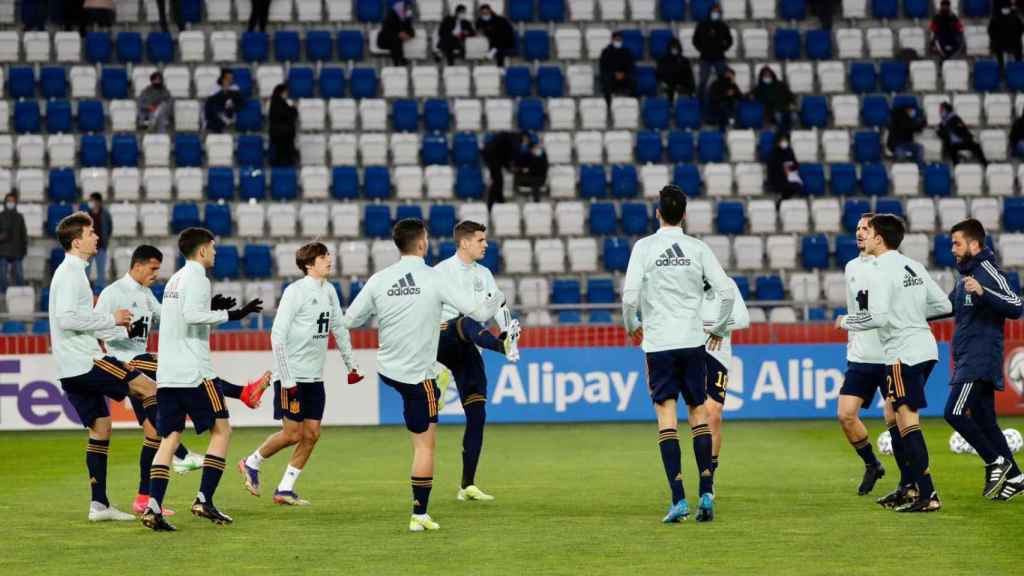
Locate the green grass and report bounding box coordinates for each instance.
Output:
[1,418,1022,575]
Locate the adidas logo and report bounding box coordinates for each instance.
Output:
[655,243,692,267]
[387,273,422,296]
[903,265,924,288]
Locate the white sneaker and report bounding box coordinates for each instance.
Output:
[409,513,440,532]
[88,502,135,522]
[173,451,204,475]
[457,485,495,501]
[503,319,521,363]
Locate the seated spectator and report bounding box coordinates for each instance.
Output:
[80,0,115,36]
[656,39,695,102]
[476,4,516,67]
[600,31,637,104]
[990,1,1023,71]
[437,4,475,65]
[514,141,549,202]
[269,84,298,167]
[138,72,172,133]
[930,0,965,61]
[708,67,741,130]
[937,102,988,165]
[752,66,794,134]
[887,104,925,167]
[204,69,245,133]
[693,3,733,103]
[378,0,416,66]
[1011,114,1024,157]
[767,137,802,201]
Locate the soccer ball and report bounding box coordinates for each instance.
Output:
[876,430,893,455]
[1007,350,1024,396]
[1004,428,1023,454]
[949,431,977,455]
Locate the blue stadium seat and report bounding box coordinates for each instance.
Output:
[843,199,871,232]
[2,321,27,334]
[934,235,954,267]
[357,0,384,21]
[320,67,346,98]
[47,204,74,237]
[737,100,765,129]
[643,97,670,130]
[80,135,108,167]
[517,99,545,131]
[590,202,617,235]
[452,132,479,165]
[1006,271,1022,296]
[365,205,392,238]
[892,94,919,113]
[116,32,143,63]
[242,32,270,62]
[853,131,881,163]
[674,164,702,196]
[40,67,67,98]
[239,168,266,200]
[874,197,904,220]
[145,31,174,63]
[287,67,315,99]
[924,163,951,196]
[100,68,128,99]
[31,319,49,334]
[537,66,564,97]
[219,320,244,331]
[806,29,831,60]
[243,245,273,278]
[424,99,450,132]
[781,0,807,19]
[872,0,898,19]
[758,130,777,161]
[539,0,566,21]
[46,100,71,133]
[338,30,365,61]
[622,203,650,235]
[587,278,616,304]
[635,66,657,97]
[903,0,928,18]
[580,165,607,198]
[801,234,830,269]
[347,280,365,304]
[238,135,264,167]
[553,281,582,317]
[1004,198,1024,231]
[675,97,701,129]
[175,134,203,167]
[603,237,631,272]
[717,201,746,234]
[698,131,725,163]
[208,168,235,200]
[880,61,908,92]
[364,166,391,198]
[667,130,695,162]
[49,169,77,203]
[232,67,254,97]
[435,241,456,264]
[974,60,1001,92]
[649,29,674,60]
[799,164,826,196]
[506,66,532,97]
[171,203,201,233]
[275,31,301,61]
[691,0,715,20]
[799,96,828,128]
[393,99,419,132]
[849,62,877,94]
[85,32,112,63]
[111,134,138,167]
[661,0,686,20]
[1008,62,1024,92]
[9,67,35,98]
[77,100,105,133]
[480,242,500,273]
[830,163,858,196]
[428,204,456,237]
[271,167,298,200]
[611,165,639,198]
[455,165,483,198]
[861,95,890,128]
[350,68,378,98]
[180,0,202,22]
[509,0,535,20]
[774,29,801,60]
[586,310,612,324]
[733,276,751,300]
[396,205,423,222]
[421,134,449,165]
[48,246,65,272]
[236,99,263,132]
[635,131,663,163]
[332,166,359,199]
[962,0,990,17]
[755,276,785,301]
[523,30,550,61]
[306,30,333,61]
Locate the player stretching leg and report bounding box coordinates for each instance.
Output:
[141,228,265,531]
[343,219,503,531]
[622,186,735,523]
[240,242,364,506]
[434,220,521,502]
[838,214,952,513]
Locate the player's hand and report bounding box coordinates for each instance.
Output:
[629,327,643,346]
[113,309,133,327]
[227,298,264,321]
[347,367,365,385]
[963,276,984,296]
[834,315,847,330]
[211,294,237,311]
[706,334,723,352]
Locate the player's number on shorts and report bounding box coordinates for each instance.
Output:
[715,372,727,390]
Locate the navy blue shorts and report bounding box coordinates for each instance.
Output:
[381,374,440,434]
[437,321,488,406]
[705,353,728,405]
[127,353,159,425]
[886,360,937,412]
[840,362,886,409]
[60,357,141,428]
[645,346,707,407]
[156,379,229,437]
[273,381,326,422]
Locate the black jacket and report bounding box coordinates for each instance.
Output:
[886,107,924,150]
[0,207,27,259]
[269,96,297,146]
[599,45,636,82]
[692,20,733,61]
[476,15,515,51]
[753,79,794,116]
[767,146,798,192]
[989,10,1024,52]
[708,76,740,106]
[89,207,112,251]
[378,8,415,48]
[439,15,475,51]
[483,132,523,167]
[937,112,975,146]
[655,41,695,94]
[930,12,964,47]
[516,150,549,180]
[1012,115,1024,146]
[204,88,244,133]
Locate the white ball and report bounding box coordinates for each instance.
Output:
[1004,428,1023,454]
[949,431,976,455]
[877,430,893,456]
[1007,351,1024,396]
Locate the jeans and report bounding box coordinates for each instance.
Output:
[90,248,108,290]
[698,59,727,104]
[0,258,24,294]
[893,142,924,168]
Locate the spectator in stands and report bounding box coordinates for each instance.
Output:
[1011,114,1024,157]
[0,193,27,295]
[138,71,172,133]
[437,4,475,65]
[809,0,836,30]
[249,0,272,32]
[600,32,637,104]
[204,69,245,133]
[156,0,185,33]
[752,66,794,134]
[930,0,965,61]
[767,137,803,201]
[80,0,115,36]
[656,38,695,102]
[693,3,733,104]
[87,192,113,291]
[269,84,299,167]
[514,140,549,202]
[483,131,531,211]
[887,104,926,168]
[20,0,47,30]
[476,4,516,67]
[937,102,989,166]
[378,0,416,66]
[990,1,1024,71]
[707,67,741,131]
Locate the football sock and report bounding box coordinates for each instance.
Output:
[411,476,433,515]
[198,455,226,504]
[138,436,161,495]
[140,395,159,428]
[86,438,110,506]
[852,436,880,467]
[888,424,912,487]
[174,443,189,460]
[458,317,505,354]
[711,455,719,473]
[278,465,302,492]
[902,426,935,496]
[658,429,685,504]
[461,402,486,489]
[691,424,714,495]
[148,464,170,513]
[245,450,265,470]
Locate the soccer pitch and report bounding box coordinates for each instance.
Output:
[2,418,1021,575]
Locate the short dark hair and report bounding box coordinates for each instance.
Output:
[393,218,427,254]
[178,227,216,258]
[658,185,687,226]
[56,211,93,251]
[4,192,15,202]
[479,3,492,11]
[951,218,986,246]
[150,71,162,83]
[857,211,876,222]
[453,220,487,244]
[295,241,329,274]
[130,245,164,268]
[89,192,103,203]
[868,214,905,250]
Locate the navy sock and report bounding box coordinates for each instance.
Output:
[174,443,189,460]
[148,464,170,511]
[902,426,936,497]
[461,402,486,489]
[658,429,685,504]
[888,424,912,487]
[219,381,244,399]
[457,317,505,354]
[141,396,159,431]
[138,436,160,495]
[411,476,433,514]
[691,424,714,496]
[86,439,110,506]
[198,455,226,504]
[852,436,880,467]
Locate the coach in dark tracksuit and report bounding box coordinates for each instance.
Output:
[945,218,1024,501]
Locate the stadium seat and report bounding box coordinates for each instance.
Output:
[843,199,871,232]
[242,31,269,62]
[635,131,663,164]
[774,29,801,60]
[849,62,877,94]
[589,203,617,236]
[879,61,907,93]
[111,135,138,168]
[924,164,952,197]
[717,202,746,234]
[698,131,725,163]
[806,30,832,60]
[523,30,551,61]
[675,97,701,130]
[861,164,889,196]
[835,234,858,266]
[974,60,1001,92]
[580,165,607,198]
[171,203,201,233]
[423,99,450,132]
[611,165,639,198]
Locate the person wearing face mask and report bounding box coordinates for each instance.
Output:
[476,4,515,67]
[378,0,417,66]
[138,72,172,133]
[707,67,741,130]
[656,38,695,102]
[767,138,801,201]
[929,0,965,61]
[514,142,549,202]
[88,193,114,291]
[692,4,733,105]
[989,1,1024,71]
[600,32,637,104]
[0,193,27,295]
[437,4,475,65]
[269,84,299,167]
[752,66,794,134]
[204,69,245,133]
[887,104,926,168]
[937,102,988,166]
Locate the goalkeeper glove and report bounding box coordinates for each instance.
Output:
[228,298,263,321]
[211,294,236,311]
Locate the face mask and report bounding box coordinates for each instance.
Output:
[4,202,14,210]
[1003,8,1012,14]
[612,41,623,49]
[908,109,917,118]
[762,77,773,84]
[711,12,721,20]
[779,142,789,149]
[533,148,542,156]
[481,14,491,21]
[89,201,99,211]
[456,10,465,17]
[670,48,680,55]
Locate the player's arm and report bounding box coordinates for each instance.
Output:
[270,287,297,388]
[181,274,230,325]
[841,267,891,331]
[728,287,751,331]
[972,262,1024,319]
[484,269,514,334]
[621,240,644,336]
[438,270,504,322]
[329,291,357,370]
[54,275,120,331]
[702,246,736,338]
[342,277,377,328]
[93,287,129,342]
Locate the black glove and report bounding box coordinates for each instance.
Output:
[228,298,263,321]
[211,294,237,311]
